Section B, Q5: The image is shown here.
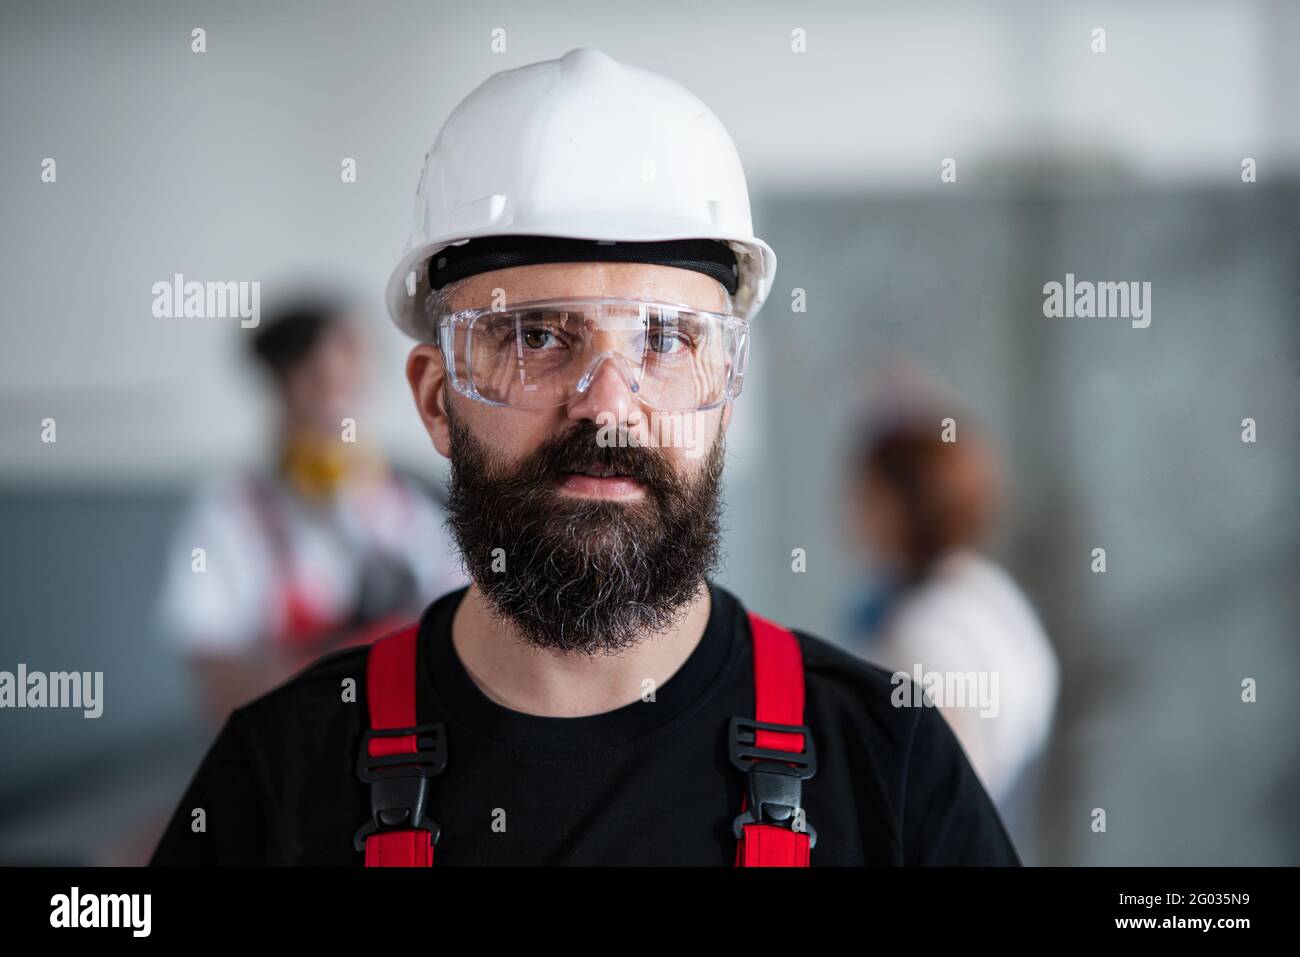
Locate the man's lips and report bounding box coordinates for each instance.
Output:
[555,469,646,499]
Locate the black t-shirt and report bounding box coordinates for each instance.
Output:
[151,584,1020,866]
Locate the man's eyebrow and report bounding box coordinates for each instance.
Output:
[481,307,590,326]
[651,311,705,334]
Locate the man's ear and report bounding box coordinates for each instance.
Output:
[406,344,452,458]
[720,400,734,432]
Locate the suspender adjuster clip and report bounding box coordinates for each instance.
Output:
[728,716,818,847]
[353,722,447,852]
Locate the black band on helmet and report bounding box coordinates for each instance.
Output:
[428,235,739,295]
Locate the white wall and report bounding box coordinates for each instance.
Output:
[1,0,1296,480]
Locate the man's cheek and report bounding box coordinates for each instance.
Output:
[647,410,710,460]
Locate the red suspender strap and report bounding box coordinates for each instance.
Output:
[732,612,816,867]
[356,612,814,867]
[356,624,445,867]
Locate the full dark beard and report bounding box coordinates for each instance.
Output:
[444,408,725,655]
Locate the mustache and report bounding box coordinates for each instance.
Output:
[514,421,679,490]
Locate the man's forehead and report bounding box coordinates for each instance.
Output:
[444,261,732,311]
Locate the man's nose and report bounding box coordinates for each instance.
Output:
[566,352,645,425]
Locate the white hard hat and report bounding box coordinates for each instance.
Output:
[385,48,777,339]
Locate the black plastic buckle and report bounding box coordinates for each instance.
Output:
[353,722,447,852]
[728,716,818,847]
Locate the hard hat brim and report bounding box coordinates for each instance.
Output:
[385,219,776,340]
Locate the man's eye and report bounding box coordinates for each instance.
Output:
[648,332,688,354]
[520,327,560,350]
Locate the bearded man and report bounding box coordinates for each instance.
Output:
[152,49,1018,867]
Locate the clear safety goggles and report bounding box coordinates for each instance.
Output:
[437,298,750,411]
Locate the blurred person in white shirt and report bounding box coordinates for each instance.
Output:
[155,297,466,724]
[845,409,1058,816]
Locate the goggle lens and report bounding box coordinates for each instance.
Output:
[442,300,747,411]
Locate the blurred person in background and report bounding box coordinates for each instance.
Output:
[845,403,1059,823]
[155,297,465,724]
